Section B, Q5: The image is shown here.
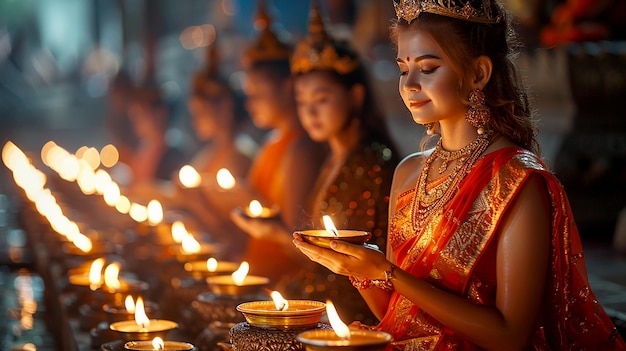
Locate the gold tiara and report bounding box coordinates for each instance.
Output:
[290,1,359,75]
[241,2,292,68]
[393,0,502,24]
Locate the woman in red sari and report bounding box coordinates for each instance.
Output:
[293,0,625,349]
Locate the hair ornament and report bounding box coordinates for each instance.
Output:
[241,0,292,68]
[393,0,502,24]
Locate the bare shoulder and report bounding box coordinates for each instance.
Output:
[393,151,429,186]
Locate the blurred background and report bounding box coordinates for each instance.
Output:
[0,0,625,349]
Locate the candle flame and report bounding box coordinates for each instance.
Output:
[323,215,339,237]
[73,233,93,253]
[147,200,163,225]
[231,261,249,285]
[248,200,263,217]
[179,165,202,188]
[152,337,165,350]
[103,263,121,290]
[326,300,351,340]
[207,258,218,272]
[216,168,235,189]
[171,221,187,243]
[134,297,151,329]
[88,258,105,289]
[181,234,201,254]
[270,291,289,311]
[125,295,136,313]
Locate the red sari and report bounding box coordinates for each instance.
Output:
[377,147,625,350]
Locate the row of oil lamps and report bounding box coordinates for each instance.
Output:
[2,140,392,351]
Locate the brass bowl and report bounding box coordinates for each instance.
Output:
[296,329,392,351]
[295,230,371,249]
[109,319,178,341]
[236,300,325,330]
[205,275,269,296]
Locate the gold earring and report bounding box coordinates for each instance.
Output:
[465,89,490,135]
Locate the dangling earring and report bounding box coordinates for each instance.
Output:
[424,122,437,135]
[466,89,490,135]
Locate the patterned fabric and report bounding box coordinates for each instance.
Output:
[377,147,625,350]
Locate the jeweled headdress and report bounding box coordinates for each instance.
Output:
[192,42,228,98]
[241,1,292,68]
[394,0,502,24]
[290,1,359,75]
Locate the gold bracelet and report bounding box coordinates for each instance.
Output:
[371,264,396,291]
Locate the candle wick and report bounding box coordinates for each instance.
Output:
[331,229,339,237]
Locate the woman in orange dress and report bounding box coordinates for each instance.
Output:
[293,0,625,349]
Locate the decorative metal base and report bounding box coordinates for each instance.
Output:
[229,322,331,351]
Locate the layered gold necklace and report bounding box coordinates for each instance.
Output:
[412,132,492,231]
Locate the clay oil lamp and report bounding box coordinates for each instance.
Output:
[205,261,269,296]
[167,221,216,262]
[295,216,371,249]
[123,337,195,351]
[236,291,325,330]
[103,295,159,324]
[297,301,392,351]
[234,200,280,220]
[183,257,239,279]
[109,297,177,341]
[91,262,150,307]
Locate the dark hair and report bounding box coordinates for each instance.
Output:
[293,39,397,153]
[390,4,539,155]
[248,59,293,82]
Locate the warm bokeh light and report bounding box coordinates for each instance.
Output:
[270,291,289,311]
[129,203,148,223]
[181,234,201,254]
[125,295,136,313]
[94,169,113,195]
[206,257,218,272]
[248,200,263,217]
[134,297,150,328]
[115,195,131,214]
[100,144,119,168]
[326,300,351,339]
[147,200,163,225]
[103,263,121,290]
[81,147,101,170]
[171,221,188,243]
[323,215,339,236]
[179,24,216,50]
[231,261,249,285]
[216,168,235,190]
[89,258,106,290]
[58,155,80,181]
[103,182,121,206]
[178,165,201,188]
[72,233,93,253]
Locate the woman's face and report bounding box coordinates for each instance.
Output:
[188,95,222,141]
[396,26,467,126]
[242,69,286,130]
[294,72,355,143]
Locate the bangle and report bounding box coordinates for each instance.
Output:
[349,276,371,290]
[370,264,396,291]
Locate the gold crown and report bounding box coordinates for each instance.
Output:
[393,0,502,24]
[290,1,360,75]
[241,1,292,68]
[192,42,228,97]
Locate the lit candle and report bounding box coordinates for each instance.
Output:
[296,301,392,351]
[110,297,177,341]
[206,261,269,296]
[216,168,235,190]
[240,200,280,219]
[236,291,325,329]
[295,216,371,248]
[183,258,239,278]
[124,337,195,350]
[178,165,202,188]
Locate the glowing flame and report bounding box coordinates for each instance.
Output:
[72,233,93,253]
[181,234,201,254]
[125,295,136,313]
[134,297,150,329]
[88,258,105,289]
[326,300,350,340]
[103,263,121,290]
[270,291,289,311]
[129,203,148,222]
[216,168,235,189]
[171,221,188,243]
[178,165,201,188]
[147,200,163,225]
[323,215,339,237]
[231,261,249,285]
[248,200,263,217]
[152,337,165,350]
[206,258,218,272]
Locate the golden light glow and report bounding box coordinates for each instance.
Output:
[326,300,350,340]
[134,297,151,329]
[125,295,136,313]
[216,168,235,190]
[88,258,106,289]
[147,200,163,225]
[81,147,101,170]
[323,215,339,237]
[171,221,187,243]
[248,200,263,217]
[181,234,201,254]
[100,144,119,168]
[103,182,121,206]
[270,291,289,311]
[77,168,96,194]
[129,203,148,223]
[115,195,131,214]
[152,337,165,350]
[103,263,121,290]
[72,233,93,253]
[94,169,113,195]
[58,155,80,181]
[231,261,249,285]
[207,257,218,272]
[178,165,201,188]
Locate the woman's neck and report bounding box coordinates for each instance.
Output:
[438,120,479,151]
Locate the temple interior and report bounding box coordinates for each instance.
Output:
[1,0,625,350]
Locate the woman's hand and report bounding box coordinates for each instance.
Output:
[230,208,282,240]
[292,233,391,280]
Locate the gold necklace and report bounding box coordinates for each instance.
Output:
[412,132,492,231]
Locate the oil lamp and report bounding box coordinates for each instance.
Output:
[205,261,269,296]
[295,216,371,248]
[183,258,239,278]
[296,301,392,351]
[124,337,195,351]
[236,200,280,219]
[109,297,177,341]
